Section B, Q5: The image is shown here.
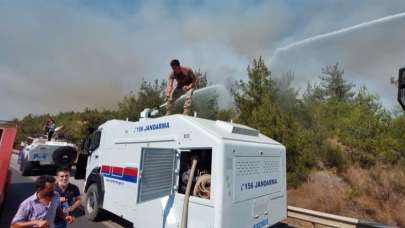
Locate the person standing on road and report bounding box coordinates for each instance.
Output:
[17,141,26,164]
[165,59,197,115]
[54,167,82,228]
[10,175,74,228]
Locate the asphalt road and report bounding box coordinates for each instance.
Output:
[0,154,132,228]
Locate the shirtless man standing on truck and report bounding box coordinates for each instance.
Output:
[166,59,197,115]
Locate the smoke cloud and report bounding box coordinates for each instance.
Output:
[1,1,405,119]
[271,12,405,109]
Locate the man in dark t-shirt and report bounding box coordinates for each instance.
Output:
[166,59,197,115]
[54,167,81,228]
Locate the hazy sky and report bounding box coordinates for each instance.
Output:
[1,0,405,120]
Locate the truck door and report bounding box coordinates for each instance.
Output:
[137,148,177,203]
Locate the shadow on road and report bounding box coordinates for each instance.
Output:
[99,211,134,228]
[29,168,58,176]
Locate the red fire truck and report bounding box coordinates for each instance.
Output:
[0,121,17,213]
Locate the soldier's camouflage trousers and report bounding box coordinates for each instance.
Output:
[166,87,193,115]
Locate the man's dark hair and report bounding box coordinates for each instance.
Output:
[170,59,180,67]
[35,175,55,190]
[56,167,70,175]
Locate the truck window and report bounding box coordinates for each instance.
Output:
[137,148,177,203]
[0,129,3,145]
[89,131,101,151]
[178,149,212,200]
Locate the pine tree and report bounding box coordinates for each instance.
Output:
[320,63,354,101]
[233,57,274,123]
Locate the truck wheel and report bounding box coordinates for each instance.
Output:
[85,183,103,221]
[52,146,77,167]
[21,159,33,176]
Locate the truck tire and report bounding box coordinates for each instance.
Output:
[52,146,77,167]
[85,183,103,221]
[21,159,33,176]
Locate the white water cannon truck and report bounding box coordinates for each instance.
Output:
[75,111,287,228]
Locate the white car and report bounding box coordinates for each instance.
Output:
[19,137,78,176]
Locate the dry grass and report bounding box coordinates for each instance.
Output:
[288,170,347,214]
[287,165,405,227]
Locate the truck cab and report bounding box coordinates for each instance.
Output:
[78,114,287,228]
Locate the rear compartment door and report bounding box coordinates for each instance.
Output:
[233,156,282,202]
[137,148,177,203]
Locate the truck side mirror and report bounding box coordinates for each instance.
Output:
[398,67,405,110]
[88,131,101,152]
[81,136,92,155]
[75,153,88,180]
[75,133,96,179]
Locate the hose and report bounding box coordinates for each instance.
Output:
[180,158,197,228]
[193,174,211,199]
